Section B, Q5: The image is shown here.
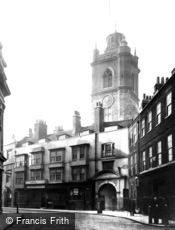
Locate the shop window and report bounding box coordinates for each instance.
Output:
[70,188,84,200]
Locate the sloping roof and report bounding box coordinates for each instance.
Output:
[16,136,36,147]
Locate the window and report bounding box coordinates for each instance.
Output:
[15,172,24,184]
[16,155,25,167]
[31,153,42,165]
[72,167,86,181]
[101,143,114,157]
[50,168,62,181]
[141,151,146,171]
[80,146,86,160]
[72,145,88,161]
[147,111,152,132]
[141,119,145,137]
[72,147,78,161]
[104,107,112,121]
[80,168,86,181]
[6,149,12,159]
[72,167,78,181]
[30,170,42,180]
[103,68,112,88]
[50,149,64,163]
[167,134,173,161]
[133,126,137,144]
[156,103,161,125]
[157,141,162,165]
[148,147,153,168]
[102,161,114,170]
[166,92,172,117]
[70,188,84,200]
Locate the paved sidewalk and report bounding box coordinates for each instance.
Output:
[2,207,175,228]
[102,210,175,227]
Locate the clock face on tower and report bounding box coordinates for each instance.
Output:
[102,94,114,108]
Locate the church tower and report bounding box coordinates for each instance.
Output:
[91,31,139,122]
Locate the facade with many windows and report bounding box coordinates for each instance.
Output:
[129,73,175,219]
[3,108,130,210]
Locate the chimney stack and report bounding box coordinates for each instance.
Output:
[34,120,47,140]
[94,102,104,133]
[73,111,81,135]
[29,128,33,138]
[154,76,164,94]
[141,94,152,109]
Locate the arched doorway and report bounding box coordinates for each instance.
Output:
[98,183,117,210]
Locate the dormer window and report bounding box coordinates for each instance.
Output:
[103,68,113,88]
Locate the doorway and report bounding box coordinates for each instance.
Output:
[98,183,117,210]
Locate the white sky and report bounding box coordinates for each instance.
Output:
[1,0,175,143]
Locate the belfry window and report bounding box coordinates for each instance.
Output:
[103,68,113,88]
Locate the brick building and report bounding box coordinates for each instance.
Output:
[129,70,175,219]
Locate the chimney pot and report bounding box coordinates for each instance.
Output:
[157,77,160,83]
[73,111,81,135]
[161,77,164,84]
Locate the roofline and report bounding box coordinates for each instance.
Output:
[130,71,175,126]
